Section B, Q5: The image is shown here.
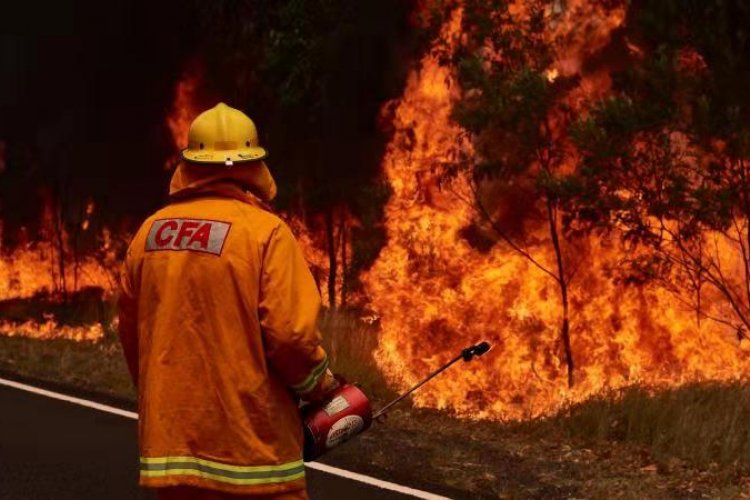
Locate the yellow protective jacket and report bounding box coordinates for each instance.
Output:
[118,162,331,496]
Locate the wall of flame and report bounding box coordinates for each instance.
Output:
[3,2,750,421]
[361,5,750,420]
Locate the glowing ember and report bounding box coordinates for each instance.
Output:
[544,68,559,82]
[362,5,750,420]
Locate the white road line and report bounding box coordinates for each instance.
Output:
[0,376,452,500]
[0,377,139,419]
[305,461,451,500]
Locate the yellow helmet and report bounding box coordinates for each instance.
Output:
[182,103,268,166]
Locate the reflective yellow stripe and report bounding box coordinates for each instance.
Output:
[140,456,303,472]
[291,355,329,395]
[141,469,305,486]
[139,456,305,486]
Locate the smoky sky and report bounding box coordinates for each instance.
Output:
[0,0,196,232]
[0,0,415,249]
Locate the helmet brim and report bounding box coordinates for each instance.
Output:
[181,146,268,165]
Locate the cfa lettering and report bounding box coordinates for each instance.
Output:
[146,218,231,256]
[155,220,212,248]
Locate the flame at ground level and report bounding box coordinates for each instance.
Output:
[362,6,750,420]
[0,319,104,342]
[0,241,116,302]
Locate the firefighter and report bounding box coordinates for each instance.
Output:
[118,103,339,500]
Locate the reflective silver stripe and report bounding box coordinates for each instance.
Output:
[140,456,304,485]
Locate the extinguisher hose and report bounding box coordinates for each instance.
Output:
[372,341,491,420]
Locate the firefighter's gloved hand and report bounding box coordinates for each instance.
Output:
[301,369,340,403]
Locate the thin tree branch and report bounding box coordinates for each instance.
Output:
[471,182,560,282]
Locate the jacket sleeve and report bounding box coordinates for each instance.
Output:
[117,251,139,386]
[259,222,336,400]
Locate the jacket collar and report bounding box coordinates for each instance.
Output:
[169,179,272,210]
[169,160,278,203]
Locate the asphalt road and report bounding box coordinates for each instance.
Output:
[0,384,430,500]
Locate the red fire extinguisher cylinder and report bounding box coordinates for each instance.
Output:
[302,384,372,461]
[301,341,492,461]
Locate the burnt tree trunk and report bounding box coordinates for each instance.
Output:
[547,198,574,388]
[339,210,348,308]
[72,203,83,293]
[695,238,703,328]
[740,160,750,313]
[53,194,68,303]
[325,207,337,311]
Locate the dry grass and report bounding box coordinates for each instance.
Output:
[530,383,750,471]
[318,309,397,401]
[0,308,393,402]
[0,330,135,402]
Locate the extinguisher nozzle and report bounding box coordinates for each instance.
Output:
[462,341,492,361]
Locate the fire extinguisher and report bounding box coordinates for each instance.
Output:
[302,341,491,461]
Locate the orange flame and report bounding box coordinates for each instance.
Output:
[286,209,356,308]
[0,241,115,302]
[362,5,750,420]
[0,318,104,342]
[0,197,117,342]
[164,67,203,172]
[167,71,202,153]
